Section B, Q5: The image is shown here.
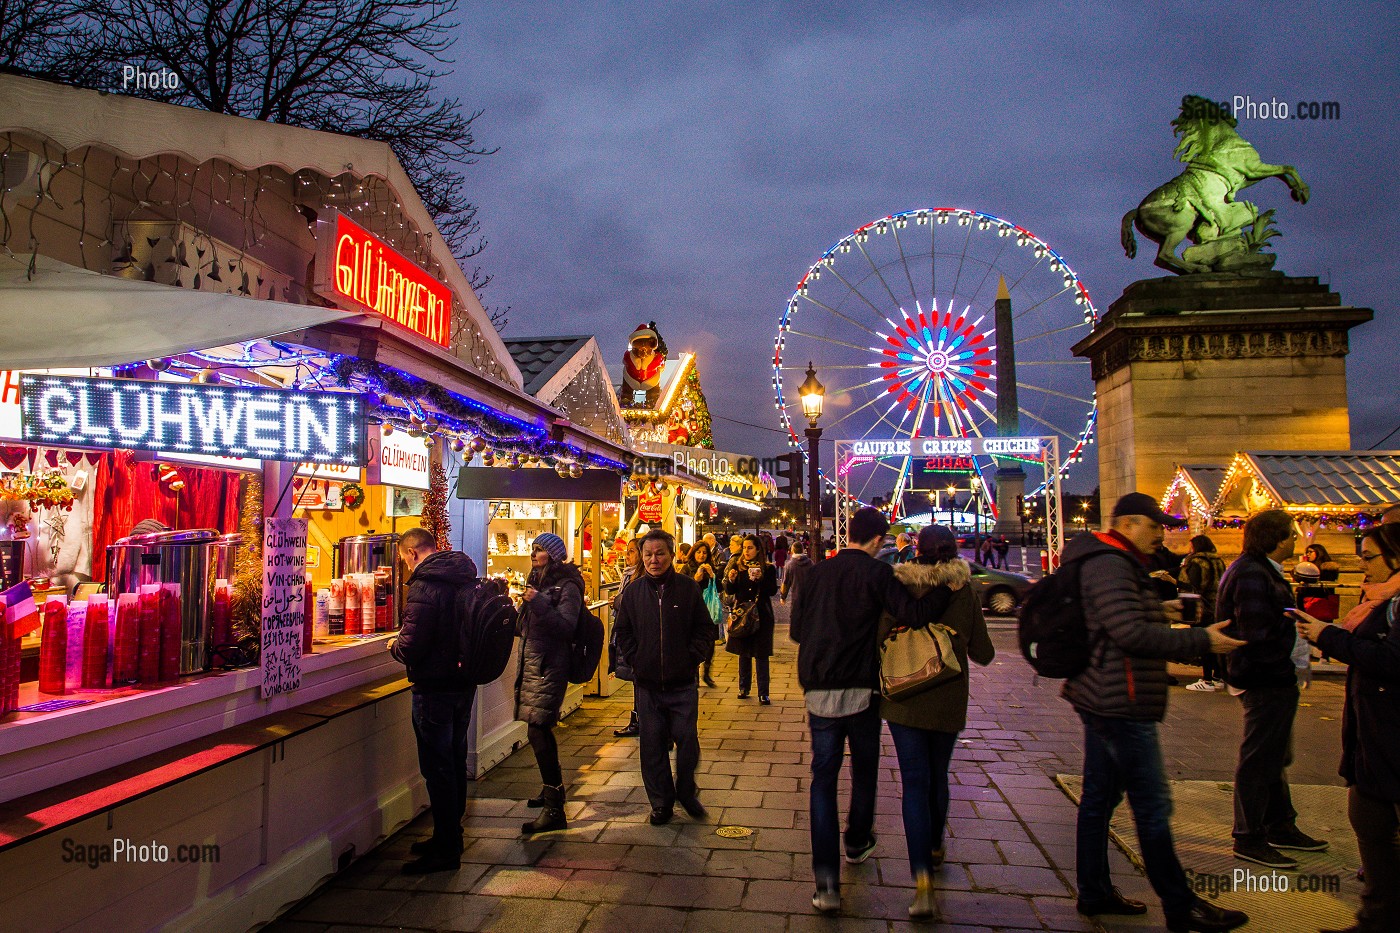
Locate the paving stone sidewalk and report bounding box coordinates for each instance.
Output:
[269,609,1355,933]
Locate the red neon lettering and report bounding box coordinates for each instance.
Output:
[0,371,19,406]
[325,214,452,347]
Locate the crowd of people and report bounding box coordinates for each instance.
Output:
[380,496,1400,932]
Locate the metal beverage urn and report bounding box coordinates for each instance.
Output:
[107,529,220,674]
[334,532,402,631]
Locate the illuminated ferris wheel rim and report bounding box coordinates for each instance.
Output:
[772,206,1101,503]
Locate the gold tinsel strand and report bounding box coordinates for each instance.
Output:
[230,474,264,640]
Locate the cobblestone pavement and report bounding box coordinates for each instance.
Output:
[270,603,1353,933]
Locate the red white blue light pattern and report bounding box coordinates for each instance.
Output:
[879,304,994,413]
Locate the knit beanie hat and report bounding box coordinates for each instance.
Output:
[533,532,568,563]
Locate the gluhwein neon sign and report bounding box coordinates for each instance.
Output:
[317,210,452,348]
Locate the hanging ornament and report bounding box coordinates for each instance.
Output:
[155,462,186,493]
[507,454,521,471]
[451,436,466,453]
[569,463,584,479]
[422,434,436,448]
[383,423,395,436]
[481,450,496,467]
[147,358,172,372]
[342,482,365,509]
[470,437,487,453]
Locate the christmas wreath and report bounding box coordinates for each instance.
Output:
[342,482,365,509]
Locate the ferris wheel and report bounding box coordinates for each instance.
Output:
[773,207,1100,519]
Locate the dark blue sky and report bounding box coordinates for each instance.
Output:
[447,1,1399,490]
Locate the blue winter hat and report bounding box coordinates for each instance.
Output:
[533,532,568,562]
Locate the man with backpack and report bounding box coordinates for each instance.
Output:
[390,527,485,875]
[1059,493,1248,932]
[613,528,715,826]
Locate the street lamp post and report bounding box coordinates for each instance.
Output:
[970,476,982,542]
[799,362,825,561]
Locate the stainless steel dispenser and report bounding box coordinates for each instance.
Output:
[107,529,221,674]
[334,532,402,631]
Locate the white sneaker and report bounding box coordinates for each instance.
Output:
[1185,679,1218,692]
[1211,680,1227,689]
[812,886,840,913]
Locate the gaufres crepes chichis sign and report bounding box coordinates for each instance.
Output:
[316,210,452,348]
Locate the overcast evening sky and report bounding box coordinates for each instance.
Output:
[447,1,1399,492]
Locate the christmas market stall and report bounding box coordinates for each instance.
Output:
[1206,451,1400,613]
[1158,462,1229,537]
[0,71,628,933]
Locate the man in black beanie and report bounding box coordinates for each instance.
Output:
[790,507,949,913]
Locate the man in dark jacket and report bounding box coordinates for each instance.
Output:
[1063,493,1247,933]
[390,527,479,874]
[613,528,714,826]
[780,540,813,604]
[1217,509,1327,869]
[790,507,948,913]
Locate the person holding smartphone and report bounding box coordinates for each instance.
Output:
[1295,525,1400,933]
[722,534,778,703]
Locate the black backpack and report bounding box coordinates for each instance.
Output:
[569,600,605,685]
[1016,551,1127,678]
[456,581,519,686]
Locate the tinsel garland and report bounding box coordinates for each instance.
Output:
[682,360,715,449]
[230,474,264,640]
[329,355,628,471]
[422,460,451,551]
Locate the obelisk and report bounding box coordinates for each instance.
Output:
[992,276,1027,536]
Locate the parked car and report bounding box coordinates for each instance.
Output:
[966,561,1032,615]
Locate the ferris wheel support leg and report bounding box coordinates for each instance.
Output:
[1045,438,1063,570]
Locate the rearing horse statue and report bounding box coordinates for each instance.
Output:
[1122,95,1309,275]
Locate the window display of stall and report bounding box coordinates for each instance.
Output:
[486,499,562,596]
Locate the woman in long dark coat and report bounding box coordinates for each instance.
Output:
[516,532,583,834]
[722,533,778,704]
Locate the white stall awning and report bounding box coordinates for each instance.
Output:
[0,253,354,369]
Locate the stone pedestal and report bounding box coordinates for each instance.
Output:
[1072,275,1372,508]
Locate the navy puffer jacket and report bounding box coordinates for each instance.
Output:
[1060,531,1210,722]
[390,550,478,693]
[514,561,584,728]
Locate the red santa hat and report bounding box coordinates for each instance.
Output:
[627,323,658,346]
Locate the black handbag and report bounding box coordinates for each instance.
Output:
[725,598,759,639]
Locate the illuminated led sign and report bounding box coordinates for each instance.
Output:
[921,456,976,473]
[315,210,452,347]
[20,375,365,466]
[848,436,1046,459]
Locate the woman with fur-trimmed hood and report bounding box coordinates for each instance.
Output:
[877,524,995,920]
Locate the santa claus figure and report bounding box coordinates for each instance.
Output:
[621,322,666,408]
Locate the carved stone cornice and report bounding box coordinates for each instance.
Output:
[1073,277,1374,381]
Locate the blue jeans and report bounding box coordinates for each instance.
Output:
[412,691,474,852]
[1076,711,1195,917]
[888,722,958,877]
[808,702,881,888]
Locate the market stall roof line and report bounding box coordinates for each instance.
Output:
[0,252,352,369]
[1211,450,1400,513]
[289,317,633,467]
[0,71,520,388]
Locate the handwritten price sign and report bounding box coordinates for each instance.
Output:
[261,517,308,699]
